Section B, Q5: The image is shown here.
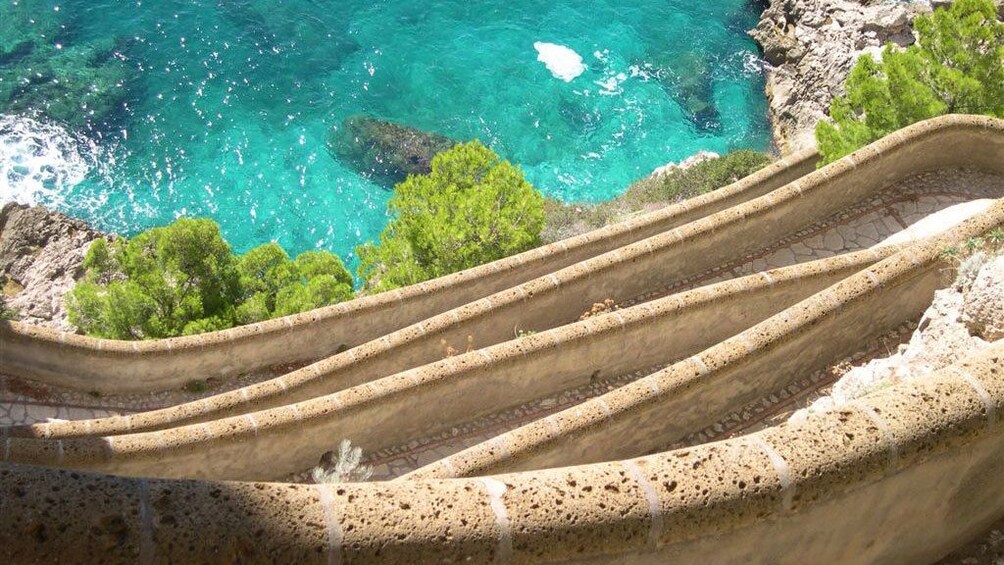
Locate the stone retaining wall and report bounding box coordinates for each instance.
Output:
[2,115,1004,563]
[1,249,891,479]
[0,153,818,393]
[403,205,1001,479]
[1,339,1001,563]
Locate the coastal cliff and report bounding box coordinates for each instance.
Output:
[750,0,922,153]
[750,0,1004,154]
[3,0,999,331]
[0,203,107,329]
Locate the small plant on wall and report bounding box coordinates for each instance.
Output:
[0,295,16,321]
[312,439,374,484]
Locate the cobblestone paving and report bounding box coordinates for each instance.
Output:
[4,169,1003,476]
[285,362,672,481]
[626,169,1004,307]
[670,322,919,448]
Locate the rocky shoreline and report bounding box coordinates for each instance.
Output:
[749,0,1004,153]
[0,203,107,330]
[750,0,923,153]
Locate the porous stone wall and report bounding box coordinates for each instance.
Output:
[1,341,1002,563]
[0,151,819,393]
[2,116,1004,563]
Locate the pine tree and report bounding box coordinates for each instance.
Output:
[816,0,1004,164]
[358,141,545,291]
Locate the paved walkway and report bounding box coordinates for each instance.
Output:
[3,169,1003,486]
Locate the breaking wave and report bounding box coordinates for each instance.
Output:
[0,114,105,207]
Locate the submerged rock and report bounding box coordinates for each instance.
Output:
[0,202,107,330]
[0,4,134,135]
[328,115,457,188]
[0,0,67,64]
[640,51,721,133]
[216,0,360,71]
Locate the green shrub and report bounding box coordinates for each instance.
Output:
[358,140,545,291]
[621,150,773,206]
[234,244,353,324]
[0,295,15,321]
[816,0,1004,164]
[66,218,353,339]
[542,150,773,243]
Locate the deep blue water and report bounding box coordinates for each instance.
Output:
[1,0,771,264]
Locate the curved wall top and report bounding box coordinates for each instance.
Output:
[2,116,1004,564]
[4,116,1004,395]
[0,148,819,391]
[2,340,1002,564]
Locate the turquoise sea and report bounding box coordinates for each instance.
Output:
[1,0,771,264]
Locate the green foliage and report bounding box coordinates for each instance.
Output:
[184,379,209,394]
[67,219,353,339]
[542,150,773,243]
[816,0,1004,164]
[235,246,354,324]
[965,236,986,253]
[358,140,545,291]
[941,245,961,262]
[942,231,1004,292]
[0,295,15,321]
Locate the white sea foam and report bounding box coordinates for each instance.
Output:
[533,42,587,82]
[0,114,101,206]
[595,72,628,96]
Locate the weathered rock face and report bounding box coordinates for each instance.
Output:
[650,150,720,177]
[750,0,1004,154]
[792,253,1004,420]
[962,255,1004,341]
[0,203,106,330]
[328,116,457,189]
[749,0,927,153]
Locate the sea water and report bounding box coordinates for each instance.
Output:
[0,0,771,265]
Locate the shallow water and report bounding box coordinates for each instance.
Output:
[0,0,771,264]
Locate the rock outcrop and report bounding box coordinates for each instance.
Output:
[650,150,720,177]
[749,0,927,153]
[328,115,457,189]
[792,253,1004,419]
[0,203,106,330]
[962,253,1004,341]
[750,0,1004,153]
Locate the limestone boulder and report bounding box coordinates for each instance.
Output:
[962,254,1004,341]
[749,0,930,153]
[0,202,107,330]
[328,115,457,189]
